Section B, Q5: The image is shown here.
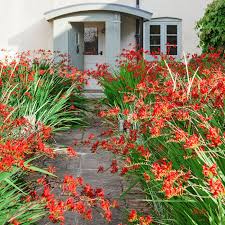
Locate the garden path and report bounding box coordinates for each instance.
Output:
[40,118,125,225]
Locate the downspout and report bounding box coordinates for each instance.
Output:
[136,0,140,8]
[135,0,143,50]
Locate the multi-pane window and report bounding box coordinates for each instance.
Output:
[150,25,161,54]
[84,27,98,55]
[147,18,182,57]
[166,25,178,55]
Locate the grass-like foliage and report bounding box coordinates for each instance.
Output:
[92,49,225,225]
[0,50,87,132]
[0,50,117,225]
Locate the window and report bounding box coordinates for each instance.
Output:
[150,25,161,54]
[146,18,182,58]
[166,25,178,55]
[84,27,98,55]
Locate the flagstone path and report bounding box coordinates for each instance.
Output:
[40,118,125,225]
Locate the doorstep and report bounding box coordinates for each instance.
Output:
[83,89,105,99]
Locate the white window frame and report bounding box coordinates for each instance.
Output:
[144,17,182,60]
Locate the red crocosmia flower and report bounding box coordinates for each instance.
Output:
[128,209,138,222]
[99,111,106,117]
[85,209,93,220]
[67,146,78,157]
[97,166,104,173]
[37,176,47,185]
[143,172,151,183]
[203,164,218,177]
[136,82,147,90]
[48,200,65,223]
[208,178,225,198]
[102,107,120,117]
[206,127,222,147]
[95,188,105,198]
[139,215,153,225]
[111,159,118,173]
[120,167,129,175]
[75,201,86,214]
[24,91,32,99]
[111,200,119,208]
[123,109,130,115]
[151,160,172,180]
[11,220,21,225]
[65,197,75,210]
[70,105,77,110]
[150,126,161,137]
[174,128,187,142]
[91,140,99,153]
[48,165,56,174]
[184,134,200,149]
[123,94,136,103]
[88,133,95,140]
[104,210,112,222]
[176,110,190,121]
[101,199,111,211]
[39,69,46,75]
[42,185,55,201]
[160,168,191,199]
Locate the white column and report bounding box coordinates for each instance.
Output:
[105,13,121,67]
[53,19,70,54]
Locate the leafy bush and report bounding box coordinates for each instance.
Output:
[0,102,54,224]
[0,50,87,132]
[0,102,117,224]
[0,50,117,224]
[0,168,46,225]
[92,49,225,225]
[196,0,225,52]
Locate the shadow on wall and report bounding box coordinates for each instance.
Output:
[7,0,137,52]
[8,19,53,51]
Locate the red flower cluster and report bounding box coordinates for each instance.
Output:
[128,209,153,225]
[0,104,54,171]
[206,127,222,147]
[203,164,225,198]
[36,175,117,224]
[152,160,190,198]
[88,48,225,222]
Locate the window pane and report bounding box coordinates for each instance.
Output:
[150,36,160,45]
[150,46,161,54]
[150,25,160,34]
[167,25,177,34]
[167,46,177,55]
[167,36,177,45]
[84,27,98,55]
[75,33,79,45]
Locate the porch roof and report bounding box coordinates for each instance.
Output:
[44,3,152,21]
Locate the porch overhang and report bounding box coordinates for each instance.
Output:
[44,3,152,21]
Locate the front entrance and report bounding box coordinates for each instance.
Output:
[84,22,105,70]
[84,22,105,91]
[68,21,106,92]
[47,3,152,95]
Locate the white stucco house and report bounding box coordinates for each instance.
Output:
[1,0,212,93]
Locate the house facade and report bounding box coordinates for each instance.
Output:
[1,0,212,92]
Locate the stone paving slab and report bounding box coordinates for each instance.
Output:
[39,124,124,225]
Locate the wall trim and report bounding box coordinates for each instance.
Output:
[44,3,152,21]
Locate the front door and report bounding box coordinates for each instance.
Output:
[69,22,84,70]
[84,22,105,91]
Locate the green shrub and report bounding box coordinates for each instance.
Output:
[0,50,87,132]
[0,167,46,225]
[196,0,225,52]
[95,50,225,225]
